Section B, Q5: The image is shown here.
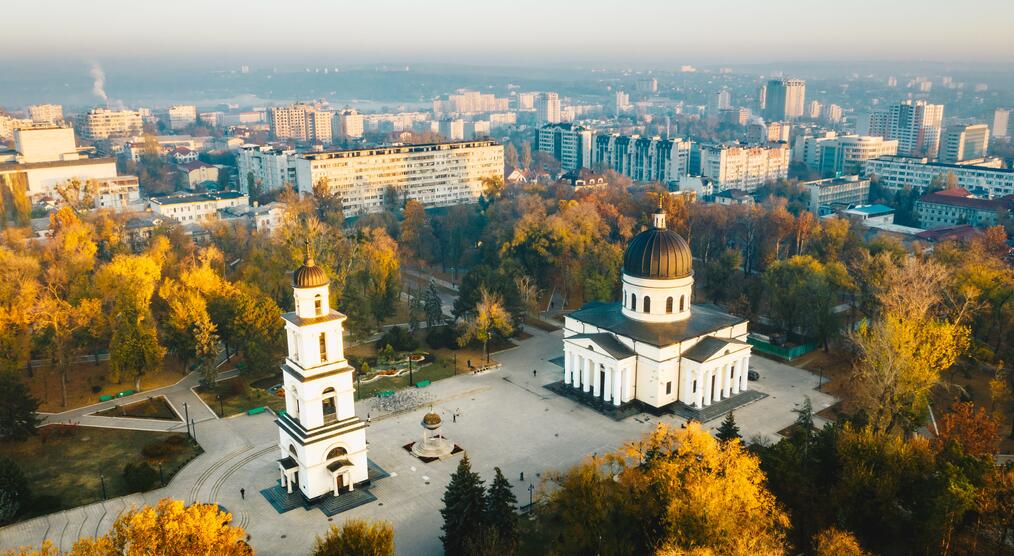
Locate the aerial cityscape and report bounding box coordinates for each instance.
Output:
[1,1,1014,555]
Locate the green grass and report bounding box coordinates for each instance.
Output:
[196,377,286,417]
[355,355,462,399]
[94,396,179,420]
[0,426,202,520]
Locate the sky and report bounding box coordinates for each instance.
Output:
[3,0,1014,67]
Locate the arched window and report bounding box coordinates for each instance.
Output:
[289,444,298,457]
[325,446,348,461]
[319,332,328,362]
[666,297,673,313]
[314,294,323,316]
[322,387,336,420]
[679,295,685,312]
[630,293,637,311]
[643,297,651,313]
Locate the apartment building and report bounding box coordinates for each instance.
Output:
[79,108,144,139]
[803,176,871,213]
[537,123,594,171]
[867,101,944,158]
[915,188,1014,229]
[699,143,790,191]
[992,108,1010,139]
[432,91,509,115]
[593,134,692,184]
[864,156,1014,197]
[334,108,364,139]
[237,144,299,192]
[269,103,332,144]
[939,124,990,163]
[167,105,198,130]
[763,79,806,121]
[150,190,248,222]
[28,104,64,124]
[295,141,503,215]
[94,176,142,211]
[816,135,899,176]
[536,93,561,125]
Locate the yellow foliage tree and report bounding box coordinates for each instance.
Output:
[457,288,513,363]
[312,518,395,556]
[812,528,869,556]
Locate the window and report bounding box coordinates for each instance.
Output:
[666,297,673,313]
[679,295,685,312]
[666,381,672,395]
[319,332,327,362]
[314,295,323,316]
[643,297,651,313]
[630,293,637,311]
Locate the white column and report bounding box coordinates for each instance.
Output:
[731,362,741,395]
[702,369,712,407]
[592,361,601,398]
[624,366,633,402]
[694,372,703,408]
[723,363,733,398]
[573,354,581,389]
[583,357,591,393]
[603,366,612,403]
[741,356,749,391]
[713,366,723,403]
[563,352,571,385]
[613,366,622,406]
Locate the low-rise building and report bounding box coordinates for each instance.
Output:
[169,147,199,164]
[915,188,1014,229]
[178,161,220,189]
[149,191,248,223]
[94,176,142,211]
[842,204,895,226]
[803,176,870,213]
[0,157,120,201]
[167,105,198,130]
[699,143,789,191]
[237,144,299,192]
[864,156,1014,198]
[714,189,755,205]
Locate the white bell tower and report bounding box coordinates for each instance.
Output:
[276,243,368,500]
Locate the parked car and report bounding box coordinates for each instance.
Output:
[748,369,760,381]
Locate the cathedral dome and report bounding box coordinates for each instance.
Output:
[293,241,329,289]
[622,208,693,280]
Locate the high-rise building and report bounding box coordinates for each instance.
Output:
[822,104,843,124]
[719,108,750,126]
[438,119,465,141]
[432,91,509,115]
[806,100,822,119]
[517,92,539,110]
[535,93,561,125]
[269,103,332,144]
[614,91,630,116]
[593,134,692,184]
[882,100,944,158]
[237,144,299,192]
[167,105,197,130]
[333,108,364,140]
[816,135,899,176]
[537,124,594,171]
[763,79,806,121]
[79,108,144,139]
[940,124,990,163]
[635,77,658,94]
[757,83,767,110]
[28,104,63,124]
[699,143,790,191]
[992,108,1010,139]
[709,90,731,113]
[296,141,504,215]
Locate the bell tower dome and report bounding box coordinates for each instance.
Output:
[620,201,694,323]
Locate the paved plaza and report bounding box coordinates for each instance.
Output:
[0,327,836,555]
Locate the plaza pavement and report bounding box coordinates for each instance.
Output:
[1,326,836,555]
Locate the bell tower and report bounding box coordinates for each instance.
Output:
[276,242,368,500]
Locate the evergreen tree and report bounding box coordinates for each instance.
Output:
[440,454,487,556]
[484,467,520,554]
[424,282,444,327]
[0,369,40,441]
[716,411,742,443]
[0,457,28,524]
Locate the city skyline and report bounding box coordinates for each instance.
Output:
[5,0,1014,66]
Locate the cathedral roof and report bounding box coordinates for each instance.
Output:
[681,336,751,363]
[622,208,693,280]
[568,301,746,348]
[567,333,636,360]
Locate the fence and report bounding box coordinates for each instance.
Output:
[747,336,817,361]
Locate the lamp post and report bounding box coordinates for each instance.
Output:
[408,355,414,387]
[528,483,535,512]
[817,367,824,391]
[453,353,457,376]
[100,472,107,500]
[191,418,197,442]
[183,402,191,439]
[159,463,164,487]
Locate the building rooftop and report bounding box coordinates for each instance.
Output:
[917,189,1014,211]
[915,225,983,243]
[872,155,1014,174]
[568,301,746,348]
[845,204,894,216]
[149,190,246,206]
[0,157,116,172]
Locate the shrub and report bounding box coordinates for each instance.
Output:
[380,326,418,352]
[91,385,102,394]
[425,326,458,350]
[0,457,29,524]
[123,462,158,492]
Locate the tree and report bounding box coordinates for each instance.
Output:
[0,457,29,524]
[312,518,394,556]
[0,370,40,441]
[716,411,741,443]
[441,454,487,556]
[108,306,165,391]
[932,402,1000,458]
[399,199,434,263]
[481,175,505,201]
[70,499,251,555]
[227,283,283,374]
[457,288,513,362]
[813,528,869,556]
[423,282,444,327]
[520,142,532,170]
[483,467,519,555]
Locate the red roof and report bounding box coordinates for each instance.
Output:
[915,225,983,243]
[918,189,1014,212]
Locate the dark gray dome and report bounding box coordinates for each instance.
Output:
[623,222,693,280]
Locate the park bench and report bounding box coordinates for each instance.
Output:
[247,406,267,415]
[415,380,431,388]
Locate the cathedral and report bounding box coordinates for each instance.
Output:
[275,247,369,500]
[563,205,753,411]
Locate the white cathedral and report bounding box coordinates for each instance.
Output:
[563,206,753,411]
[276,248,369,500]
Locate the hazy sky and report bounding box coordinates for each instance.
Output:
[5,0,1014,66]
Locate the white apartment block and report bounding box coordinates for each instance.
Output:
[940,124,990,164]
[764,79,806,121]
[433,91,509,115]
[150,191,249,223]
[881,100,944,158]
[517,92,538,111]
[699,144,790,191]
[593,134,692,183]
[168,105,198,130]
[992,108,1010,139]
[94,176,142,211]
[438,119,465,141]
[80,108,144,140]
[28,104,64,124]
[804,176,870,213]
[816,135,899,176]
[0,115,35,140]
[536,93,561,125]
[296,141,503,215]
[864,156,1014,198]
[269,104,332,144]
[14,127,79,163]
[538,124,594,171]
[237,144,299,192]
[334,109,364,139]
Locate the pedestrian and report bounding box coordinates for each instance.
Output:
[452,413,457,423]
[532,369,537,377]
[240,488,245,500]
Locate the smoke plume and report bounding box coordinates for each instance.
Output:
[90,62,108,103]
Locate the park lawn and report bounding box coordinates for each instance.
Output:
[0,426,201,519]
[25,358,187,413]
[94,396,179,420]
[196,376,286,417]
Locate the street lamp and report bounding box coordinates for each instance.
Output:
[183,402,191,439]
[817,367,824,391]
[217,394,224,417]
[408,354,414,387]
[159,463,164,487]
[100,472,107,500]
[528,483,535,511]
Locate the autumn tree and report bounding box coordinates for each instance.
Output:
[70,499,251,555]
[312,518,395,556]
[109,305,165,391]
[813,528,869,556]
[457,288,513,362]
[399,199,434,263]
[932,402,1000,458]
